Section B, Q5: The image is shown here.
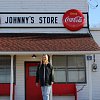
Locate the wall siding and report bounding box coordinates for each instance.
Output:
[15,55,41,100]
[15,55,91,100]
[0,96,9,100]
[0,28,89,34]
[91,55,100,100]
[0,0,88,12]
[0,0,90,100]
[0,0,88,33]
[76,55,90,100]
[91,30,100,100]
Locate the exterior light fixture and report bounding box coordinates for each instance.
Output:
[32,54,36,58]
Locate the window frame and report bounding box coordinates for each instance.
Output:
[0,55,16,84]
[52,55,87,84]
[66,55,86,84]
[54,67,67,83]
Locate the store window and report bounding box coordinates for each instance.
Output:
[52,55,86,83]
[52,55,67,83]
[0,55,16,83]
[67,56,86,83]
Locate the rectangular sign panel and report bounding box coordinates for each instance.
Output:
[0,13,88,28]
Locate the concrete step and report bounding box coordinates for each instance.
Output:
[53,96,75,100]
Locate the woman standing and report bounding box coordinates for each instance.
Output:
[36,54,54,100]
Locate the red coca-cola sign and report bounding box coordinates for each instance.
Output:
[62,9,85,31]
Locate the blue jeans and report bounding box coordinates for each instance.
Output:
[41,86,52,100]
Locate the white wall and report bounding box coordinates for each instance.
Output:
[76,55,90,100]
[0,28,89,34]
[15,54,92,100]
[15,55,41,100]
[0,0,88,12]
[0,96,9,100]
[0,0,88,33]
[0,0,90,99]
[90,29,100,100]
[92,54,100,100]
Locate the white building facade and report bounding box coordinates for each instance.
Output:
[0,0,100,100]
[90,28,100,100]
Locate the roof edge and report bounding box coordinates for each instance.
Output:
[0,51,100,55]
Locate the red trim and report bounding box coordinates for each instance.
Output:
[53,83,77,99]
[0,84,15,100]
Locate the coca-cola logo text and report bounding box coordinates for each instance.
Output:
[65,16,82,23]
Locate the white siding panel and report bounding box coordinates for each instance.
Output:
[15,55,41,100]
[0,96,9,100]
[0,0,88,33]
[0,0,88,12]
[0,28,89,34]
[92,54,100,100]
[88,30,100,100]
[76,56,89,100]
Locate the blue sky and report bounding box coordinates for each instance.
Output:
[89,0,100,28]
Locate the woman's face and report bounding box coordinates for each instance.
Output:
[42,55,48,62]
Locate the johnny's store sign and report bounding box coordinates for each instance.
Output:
[0,9,87,30]
[5,16,58,24]
[0,14,62,27]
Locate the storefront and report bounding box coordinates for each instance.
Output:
[0,0,100,100]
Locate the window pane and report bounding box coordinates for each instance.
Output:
[52,55,66,67]
[0,74,10,83]
[54,69,66,82]
[0,56,11,83]
[78,71,85,82]
[67,70,85,83]
[76,56,85,68]
[29,66,37,76]
[68,55,85,68]
[67,55,86,83]
[68,56,76,68]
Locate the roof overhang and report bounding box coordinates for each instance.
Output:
[0,51,100,55]
[0,34,100,54]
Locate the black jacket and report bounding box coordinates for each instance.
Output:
[36,63,54,86]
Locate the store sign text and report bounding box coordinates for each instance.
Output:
[64,16,83,23]
[5,16,58,24]
[0,13,87,28]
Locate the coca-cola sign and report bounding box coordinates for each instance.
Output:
[62,9,85,31]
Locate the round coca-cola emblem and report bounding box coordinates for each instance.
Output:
[62,9,85,31]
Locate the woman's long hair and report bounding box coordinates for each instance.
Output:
[41,54,49,64]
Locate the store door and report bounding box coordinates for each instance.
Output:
[25,62,42,100]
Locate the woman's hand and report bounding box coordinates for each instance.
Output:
[36,83,39,87]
